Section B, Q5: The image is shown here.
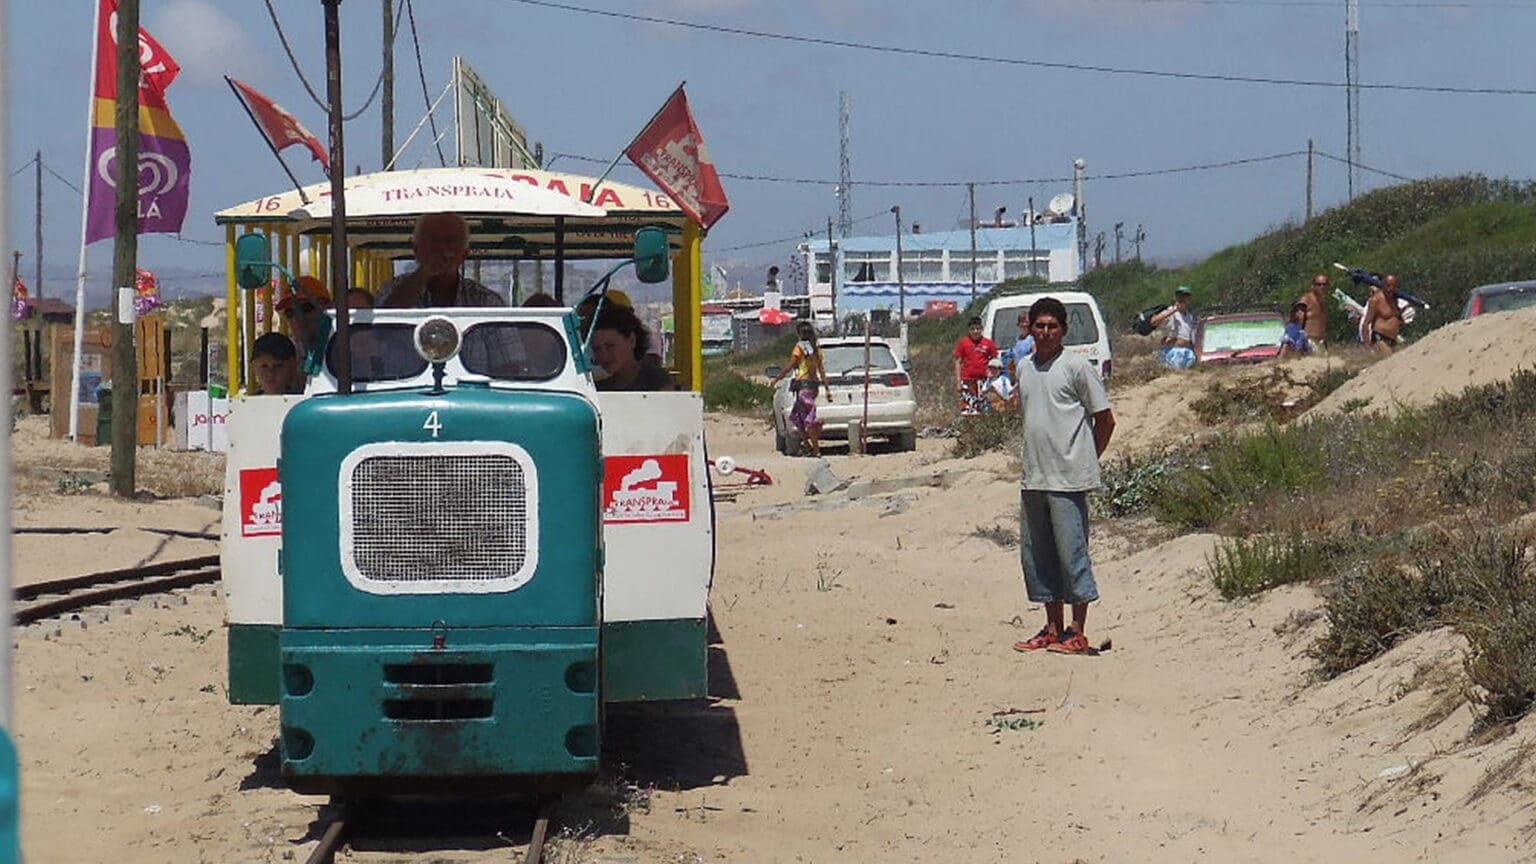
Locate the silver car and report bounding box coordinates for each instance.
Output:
[769,337,918,454]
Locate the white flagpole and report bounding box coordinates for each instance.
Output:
[69,0,105,442]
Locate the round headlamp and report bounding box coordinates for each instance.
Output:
[413,316,461,364]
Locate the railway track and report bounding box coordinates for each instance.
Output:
[14,554,221,625]
[304,798,556,864]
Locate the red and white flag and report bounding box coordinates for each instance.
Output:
[225,77,330,173]
[623,84,729,230]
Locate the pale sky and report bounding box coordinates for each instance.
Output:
[8,0,1536,304]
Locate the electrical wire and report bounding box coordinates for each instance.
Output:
[548,149,1308,188]
[41,162,82,196]
[406,0,448,168]
[1314,149,1416,181]
[712,210,888,253]
[1076,0,1536,8]
[500,0,1536,96]
[262,0,402,122]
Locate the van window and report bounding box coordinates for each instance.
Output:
[991,302,1100,348]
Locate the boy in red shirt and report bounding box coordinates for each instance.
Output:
[953,316,999,415]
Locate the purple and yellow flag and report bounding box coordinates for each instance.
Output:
[85,0,191,244]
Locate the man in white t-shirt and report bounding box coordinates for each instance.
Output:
[1010,296,1115,657]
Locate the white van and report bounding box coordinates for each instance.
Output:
[981,289,1112,380]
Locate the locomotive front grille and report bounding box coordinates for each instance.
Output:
[345,450,533,585]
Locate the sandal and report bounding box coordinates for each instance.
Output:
[1012,628,1060,652]
[1047,632,1099,656]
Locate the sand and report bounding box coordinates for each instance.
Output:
[1309,305,1536,417]
[11,376,1536,861]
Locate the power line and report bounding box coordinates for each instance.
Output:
[1077,0,1536,8]
[713,210,888,253]
[406,0,448,167]
[262,0,401,122]
[41,162,81,196]
[1315,149,1415,181]
[548,149,1308,188]
[500,0,1536,96]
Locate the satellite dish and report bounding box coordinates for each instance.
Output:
[1048,193,1075,215]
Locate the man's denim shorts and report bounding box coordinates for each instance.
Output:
[1019,490,1100,606]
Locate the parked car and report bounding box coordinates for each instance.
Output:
[922,300,960,319]
[981,288,1111,380]
[1463,280,1536,319]
[1194,310,1286,365]
[768,337,917,454]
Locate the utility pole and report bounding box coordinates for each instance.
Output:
[324,0,353,393]
[837,92,853,237]
[1306,138,1315,221]
[967,182,977,302]
[1073,158,1087,277]
[8,252,19,304]
[33,150,42,300]
[1114,222,1124,264]
[1093,232,1105,270]
[1345,0,1361,200]
[1027,195,1038,279]
[891,206,905,320]
[110,0,141,497]
[1134,224,1145,262]
[381,0,395,170]
[827,215,838,324]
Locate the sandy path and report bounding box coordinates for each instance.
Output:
[13,414,1536,862]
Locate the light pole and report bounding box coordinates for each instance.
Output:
[1114,222,1124,264]
[891,205,906,320]
[1134,224,1146,262]
[1073,158,1087,277]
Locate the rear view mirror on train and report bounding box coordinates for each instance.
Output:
[235,233,274,291]
[633,227,670,284]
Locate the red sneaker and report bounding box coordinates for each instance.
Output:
[1047,632,1099,656]
[1012,628,1060,652]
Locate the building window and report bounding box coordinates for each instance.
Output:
[900,251,944,282]
[1003,251,1047,280]
[845,253,890,283]
[952,251,1000,283]
[814,253,833,285]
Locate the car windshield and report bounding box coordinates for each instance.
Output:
[1200,318,1283,354]
[1479,289,1536,315]
[990,302,1099,348]
[329,321,568,382]
[821,344,899,375]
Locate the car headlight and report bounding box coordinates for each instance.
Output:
[414,316,461,364]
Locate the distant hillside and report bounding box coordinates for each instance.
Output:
[1081,176,1536,343]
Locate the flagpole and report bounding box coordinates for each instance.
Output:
[586,80,684,202]
[225,76,312,205]
[69,0,105,443]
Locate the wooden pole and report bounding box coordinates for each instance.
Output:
[324,0,353,394]
[381,0,395,171]
[1306,138,1315,222]
[110,0,141,497]
[34,150,42,300]
[967,182,977,302]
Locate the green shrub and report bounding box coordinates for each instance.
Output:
[1309,555,1456,679]
[1207,532,1347,599]
[1428,530,1536,726]
[1154,423,1323,529]
[951,410,1020,459]
[702,370,773,412]
[1095,455,1175,519]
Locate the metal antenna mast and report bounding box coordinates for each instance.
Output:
[1345,0,1361,199]
[837,91,853,237]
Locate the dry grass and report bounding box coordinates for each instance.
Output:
[10,415,224,499]
[1465,741,1534,805]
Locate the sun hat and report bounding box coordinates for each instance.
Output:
[987,356,1004,368]
[277,275,331,312]
[1174,285,1193,296]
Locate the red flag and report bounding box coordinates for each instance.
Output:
[623,84,729,230]
[95,0,180,107]
[226,78,330,172]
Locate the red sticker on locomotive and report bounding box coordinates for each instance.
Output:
[603,455,691,524]
[239,466,284,538]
